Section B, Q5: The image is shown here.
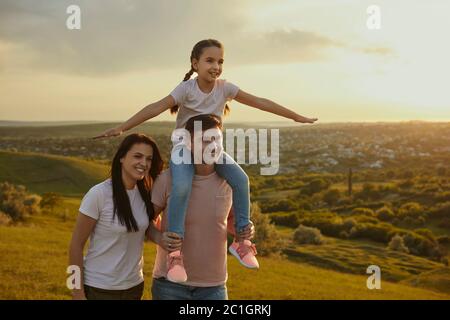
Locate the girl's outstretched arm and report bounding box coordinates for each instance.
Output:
[93,95,176,139]
[234,89,318,123]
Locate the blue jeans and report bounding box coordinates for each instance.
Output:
[151,277,228,300]
[168,146,250,238]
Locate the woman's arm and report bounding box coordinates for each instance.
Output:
[146,204,164,245]
[68,213,97,300]
[93,95,176,139]
[234,89,318,123]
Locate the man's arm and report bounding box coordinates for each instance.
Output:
[227,206,255,240]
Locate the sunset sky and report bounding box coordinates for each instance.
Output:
[1,0,449,123]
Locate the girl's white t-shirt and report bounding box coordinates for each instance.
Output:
[79,179,150,290]
[170,77,239,129]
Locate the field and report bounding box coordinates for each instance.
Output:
[1,122,450,299]
[1,205,449,299]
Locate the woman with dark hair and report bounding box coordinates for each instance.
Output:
[69,133,163,300]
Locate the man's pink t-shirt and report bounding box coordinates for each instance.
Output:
[151,169,234,287]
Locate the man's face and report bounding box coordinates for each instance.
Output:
[191,127,223,165]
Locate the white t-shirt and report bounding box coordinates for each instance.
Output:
[170,77,239,129]
[79,179,150,290]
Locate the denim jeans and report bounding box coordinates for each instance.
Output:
[151,277,228,300]
[167,145,250,238]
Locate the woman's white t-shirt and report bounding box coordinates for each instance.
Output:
[79,179,150,290]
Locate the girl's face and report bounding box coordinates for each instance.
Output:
[120,143,153,182]
[192,46,224,83]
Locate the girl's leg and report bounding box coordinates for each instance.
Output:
[167,145,195,238]
[215,151,250,233]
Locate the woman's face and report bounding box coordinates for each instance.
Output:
[192,46,224,83]
[120,143,153,182]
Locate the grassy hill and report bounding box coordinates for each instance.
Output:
[1,152,449,299]
[0,151,109,196]
[1,202,449,300]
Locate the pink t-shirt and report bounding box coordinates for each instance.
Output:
[151,169,235,287]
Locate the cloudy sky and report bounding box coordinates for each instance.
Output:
[1,0,449,123]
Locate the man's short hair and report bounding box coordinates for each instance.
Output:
[185,114,223,135]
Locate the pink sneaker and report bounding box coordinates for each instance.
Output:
[228,240,259,269]
[166,250,187,283]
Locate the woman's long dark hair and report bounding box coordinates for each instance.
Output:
[110,133,163,232]
[170,39,230,116]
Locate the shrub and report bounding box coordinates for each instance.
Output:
[342,218,357,230]
[270,212,301,228]
[398,202,426,221]
[355,183,382,201]
[403,216,426,227]
[40,192,63,211]
[402,232,441,259]
[388,234,409,253]
[323,189,341,206]
[0,182,41,221]
[250,203,285,256]
[299,213,345,238]
[339,230,350,239]
[437,235,450,245]
[414,228,437,243]
[438,218,450,229]
[302,178,330,195]
[353,215,379,224]
[435,191,450,202]
[0,211,12,226]
[376,206,395,222]
[348,222,395,243]
[351,207,375,217]
[297,200,312,211]
[293,225,324,245]
[398,179,414,189]
[429,202,450,219]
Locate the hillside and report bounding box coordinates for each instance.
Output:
[0,151,109,196]
[1,205,449,299]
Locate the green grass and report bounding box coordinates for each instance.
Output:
[1,199,450,299]
[1,151,449,299]
[278,225,450,292]
[285,237,445,282]
[0,151,109,197]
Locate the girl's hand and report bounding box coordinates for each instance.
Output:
[294,116,318,124]
[92,127,123,139]
[161,231,183,252]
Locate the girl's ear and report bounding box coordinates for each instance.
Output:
[192,59,198,72]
